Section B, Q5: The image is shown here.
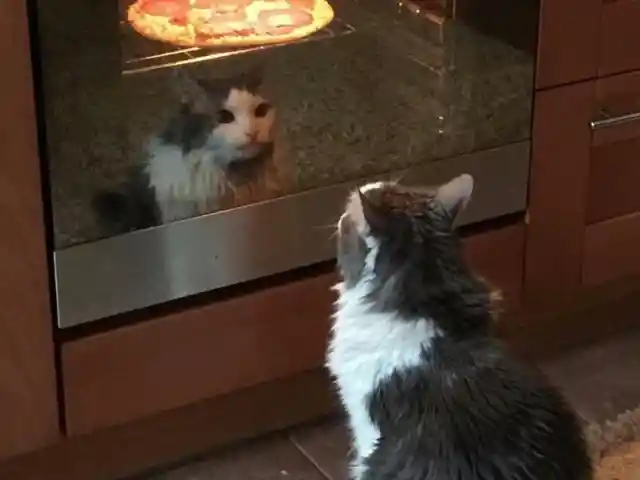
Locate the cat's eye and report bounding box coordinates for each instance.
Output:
[218,109,235,124]
[254,102,271,118]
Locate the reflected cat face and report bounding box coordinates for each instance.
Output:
[213,86,275,161]
[173,69,276,165]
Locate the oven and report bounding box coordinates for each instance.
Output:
[30,0,539,328]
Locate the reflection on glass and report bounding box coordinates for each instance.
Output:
[93,68,285,233]
[34,0,537,248]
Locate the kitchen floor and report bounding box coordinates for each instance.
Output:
[143,329,640,480]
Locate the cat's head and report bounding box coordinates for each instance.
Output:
[336,174,497,334]
[175,69,275,162]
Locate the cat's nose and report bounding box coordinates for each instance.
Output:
[246,131,258,142]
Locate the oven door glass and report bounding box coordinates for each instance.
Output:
[32,0,539,327]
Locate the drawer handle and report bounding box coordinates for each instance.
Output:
[590,110,640,130]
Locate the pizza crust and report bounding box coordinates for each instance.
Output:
[127,0,335,48]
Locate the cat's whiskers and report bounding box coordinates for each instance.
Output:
[311,223,340,241]
[311,223,339,230]
[390,170,409,185]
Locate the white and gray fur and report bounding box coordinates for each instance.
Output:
[93,69,276,232]
[327,175,592,480]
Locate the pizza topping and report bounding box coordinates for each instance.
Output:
[192,0,251,13]
[228,21,254,36]
[171,13,188,25]
[257,8,314,33]
[209,10,248,21]
[139,0,189,18]
[287,0,316,11]
[196,20,236,36]
[194,10,254,37]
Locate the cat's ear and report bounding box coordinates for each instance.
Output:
[435,174,474,220]
[346,188,377,233]
[356,188,385,232]
[240,66,264,92]
[172,69,209,109]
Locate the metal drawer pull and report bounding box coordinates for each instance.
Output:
[590,111,640,130]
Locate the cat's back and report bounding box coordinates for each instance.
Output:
[364,338,592,480]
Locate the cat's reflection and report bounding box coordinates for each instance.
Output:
[93,68,282,234]
[148,69,277,223]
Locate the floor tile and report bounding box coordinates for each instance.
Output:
[290,420,350,480]
[541,329,640,423]
[148,435,327,480]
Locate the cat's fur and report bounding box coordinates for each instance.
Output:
[326,175,592,480]
[93,69,277,232]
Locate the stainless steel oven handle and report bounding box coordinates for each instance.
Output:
[590,110,640,130]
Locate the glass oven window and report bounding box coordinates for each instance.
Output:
[34,0,537,250]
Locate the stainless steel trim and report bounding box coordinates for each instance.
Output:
[54,141,530,328]
[590,111,640,130]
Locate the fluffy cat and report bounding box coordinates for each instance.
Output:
[326,174,592,480]
[93,69,277,232]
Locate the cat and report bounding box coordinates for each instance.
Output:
[93,69,278,233]
[326,174,592,480]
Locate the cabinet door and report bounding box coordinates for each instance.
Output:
[537,0,640,87]
[587,71,640,223]
[599,0,640,77]
[0,0,60,459]
[582,71,640,287]
[536,0,600,88]
[525,82,594,300]
[529,74,640,294]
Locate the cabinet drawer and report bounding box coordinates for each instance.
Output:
[583,211,640,287]
[599,0,640,77]
[62,224,524,436]
[587,71,640,223]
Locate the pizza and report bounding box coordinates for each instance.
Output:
[127,0,335,48]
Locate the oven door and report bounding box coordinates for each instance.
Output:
[32,0,538,327]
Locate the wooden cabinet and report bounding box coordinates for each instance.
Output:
[588,138,640,223]
[530,0,640,298]
[582,212,640,287]
[0,0,60,460]
[527,69,640,297]
[599,0,640,77]
[62,272,335,436]
[537,0,640,88]
[582,72,640,286]
[525,82,593,298]
[536,0,601,88]
[587,72,640,222]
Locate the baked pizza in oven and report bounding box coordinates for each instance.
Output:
[127,0,334,47]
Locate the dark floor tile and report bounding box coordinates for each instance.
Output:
[540,329,640,424]
[148,434,327,480]
[290,420,351,480]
